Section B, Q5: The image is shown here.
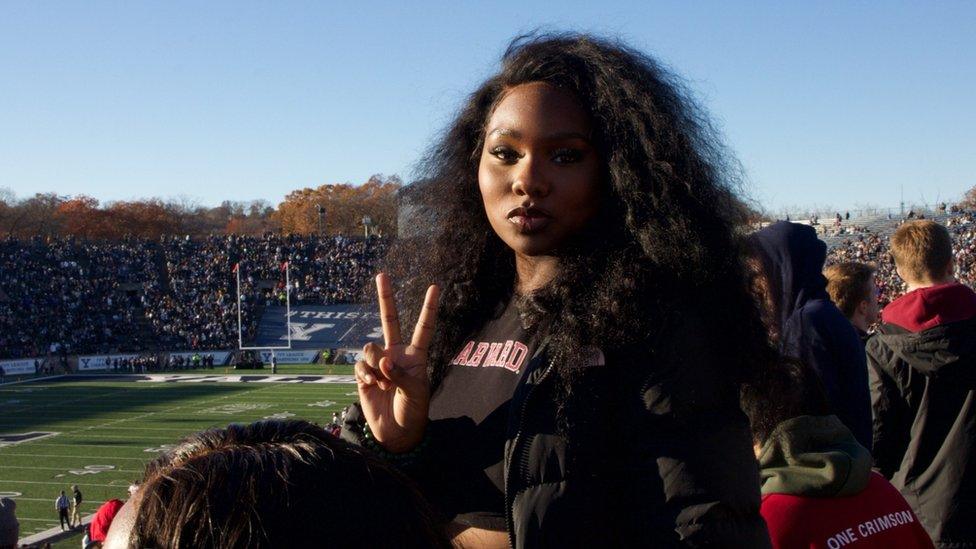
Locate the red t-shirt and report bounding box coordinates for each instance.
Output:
[761,472,934,548]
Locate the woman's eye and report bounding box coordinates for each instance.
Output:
[552,148,583,164]
[489,147,520,163]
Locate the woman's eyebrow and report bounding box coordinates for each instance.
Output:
[487,128,591,142]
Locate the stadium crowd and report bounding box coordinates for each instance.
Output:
[0,234,387,359]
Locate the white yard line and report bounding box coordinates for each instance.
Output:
[0,424,194,431]
[0,479,121,487]
[2,465,142,473]
[0,453,148,460]
[6,497,102,504]
[23,442,156,449]
[0,375,66,387]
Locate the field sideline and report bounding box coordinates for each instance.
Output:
[0,370,360,545]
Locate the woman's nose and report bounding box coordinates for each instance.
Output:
[511,156,550,198]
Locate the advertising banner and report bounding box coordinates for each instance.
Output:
[0,358,39,376]
[77,354,140,371]
[256,350,320,364]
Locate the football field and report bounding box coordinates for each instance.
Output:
[0,372,360,545]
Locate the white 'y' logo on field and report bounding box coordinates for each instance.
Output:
[282,323,334,341]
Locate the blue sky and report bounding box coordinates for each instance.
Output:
[1,1,973,214]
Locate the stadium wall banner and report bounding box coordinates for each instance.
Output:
[0,358,38,375]
[77,354,140,371]
[168,351,232,365]
[252,304,382,350]
[257,350,319,364]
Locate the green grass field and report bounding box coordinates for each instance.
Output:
[0,370,360,546]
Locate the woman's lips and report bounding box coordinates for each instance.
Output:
[509,215,551,233]
[506,205,553,234]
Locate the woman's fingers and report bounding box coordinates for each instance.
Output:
[354,360,377,386]
[362,342,383,368]
[379,357,421,394]
[375,273,403,348]
[410,285,440,352]
[362,343,393,390]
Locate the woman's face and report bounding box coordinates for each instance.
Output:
[478,82,601,257]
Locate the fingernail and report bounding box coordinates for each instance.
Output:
[364,374,374,384]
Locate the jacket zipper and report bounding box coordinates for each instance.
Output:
[504,358,556,548]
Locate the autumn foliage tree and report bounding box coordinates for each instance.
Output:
[275,174,401,236]
[0,175,400,239]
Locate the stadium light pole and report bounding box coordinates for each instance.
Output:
[362,215,372,239]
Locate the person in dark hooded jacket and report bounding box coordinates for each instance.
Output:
[750,221,873,450]
[868,220,976,547]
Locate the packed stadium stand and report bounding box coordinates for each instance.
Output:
[2,207,973,361]
[0,234,388,359]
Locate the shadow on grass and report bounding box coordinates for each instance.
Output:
[0,378,264,437]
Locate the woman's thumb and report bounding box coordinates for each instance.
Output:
[379,357,407,384]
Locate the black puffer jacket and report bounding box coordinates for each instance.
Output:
[345,315,770,548]
[867,316,976,547]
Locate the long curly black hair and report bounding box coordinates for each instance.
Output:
[386,33,775,400]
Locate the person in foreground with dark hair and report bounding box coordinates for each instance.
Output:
[347,33,773,547]
[741,359,933,548]
[749,221,873,451]
[102,420,449,548]
[868,220,976,547]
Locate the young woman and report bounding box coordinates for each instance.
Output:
[349,34,776,548]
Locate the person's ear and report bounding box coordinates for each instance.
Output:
[856,299,869,318]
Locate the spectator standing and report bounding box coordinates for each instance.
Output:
[824,262,881,338]
[0,497,18,549]
[55,490,70,531]
[868,220,976,546]
[70,484,83,528]
[750,221,873,450]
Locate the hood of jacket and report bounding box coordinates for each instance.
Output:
[881,282,976,333]
[874,315,976,379]
[751,221,830,338]
[757,414,872,498]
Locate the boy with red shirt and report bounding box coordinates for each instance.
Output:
[868,220,976,547]
[741,360,933,548]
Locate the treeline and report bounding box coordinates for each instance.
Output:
[0,174,401,240]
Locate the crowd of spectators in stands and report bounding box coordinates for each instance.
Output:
[826,209,976,307]
[0,237,156,360]
[3,212,972,361]
[0,234,387,359]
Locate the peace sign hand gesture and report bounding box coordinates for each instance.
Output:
[355,273,439,454]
